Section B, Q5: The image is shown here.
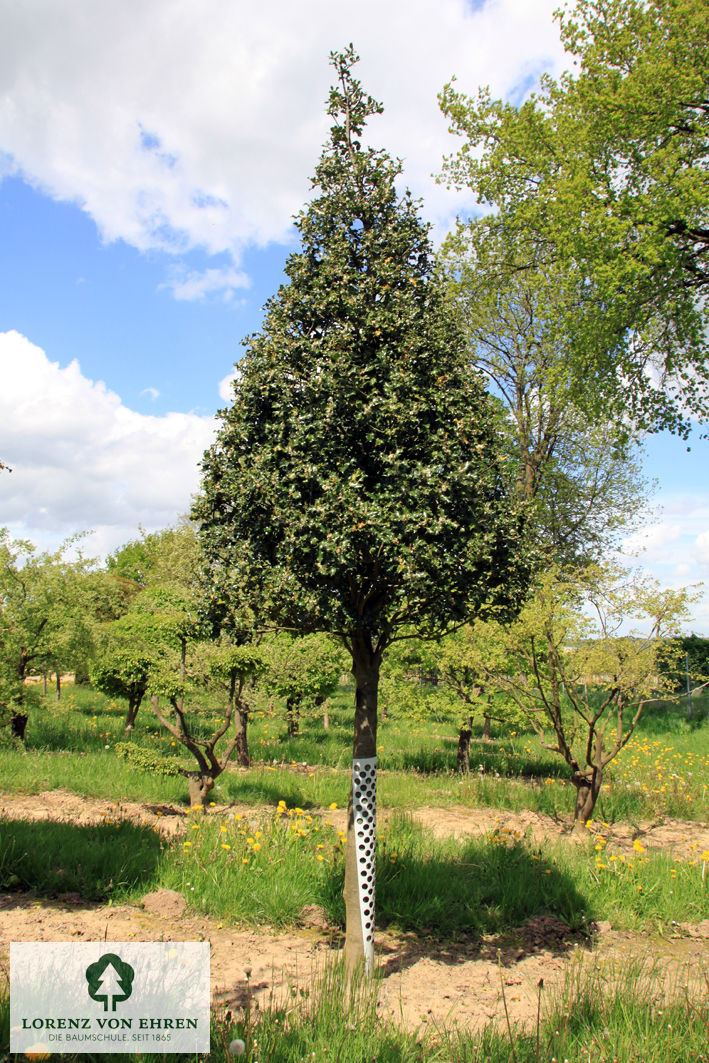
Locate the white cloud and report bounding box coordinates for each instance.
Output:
[0,0,567,273]
[164,266,250,302]
[140,387,160,400]
[696,530,709,567]
[0,330,216,557]
[218,368,240,404]
[621,521,683,562]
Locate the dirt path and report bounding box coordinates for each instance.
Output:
[2,790,709,1034]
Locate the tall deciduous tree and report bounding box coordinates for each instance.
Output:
[440,224,649,565]
[440,0,709,437]
[195,48,529,971]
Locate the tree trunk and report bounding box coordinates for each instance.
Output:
[286,697,300,737]
[42,673,48,696]
[235,707,250,767]
[572,768,603,830]
[55,673,61,701]
[344,639,380,975]
[482,715,491,741]
[124,696,142,733]
[187,772,215,811]
[10,714,28,741]
[315,694,329,730]
[457,720,472,772]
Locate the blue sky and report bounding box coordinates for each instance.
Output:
[0,0,706,633]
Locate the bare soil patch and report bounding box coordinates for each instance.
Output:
[2,790,708,1034]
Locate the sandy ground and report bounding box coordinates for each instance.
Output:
[2,789,708,1035]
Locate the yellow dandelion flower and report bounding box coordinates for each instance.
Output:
[633,839,646,853]
[221,844,231,851]
[253,842,262,852]
[220,825,228,833]
[329,803,338,810]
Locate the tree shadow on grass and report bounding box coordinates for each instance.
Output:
[321,821,594,975]
[222,774,317,810]
[0,817,163,902]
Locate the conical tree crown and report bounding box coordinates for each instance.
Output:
[196,49,528,645]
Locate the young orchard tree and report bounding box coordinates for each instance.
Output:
[90,613,168,731]
[195,48,529,971]
[263,632,346,736]
[434,621,525,767]
[146,642,264,805]
[0,531,95,738]
[480,565,696,828]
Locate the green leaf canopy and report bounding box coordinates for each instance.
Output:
[195,47,529,658]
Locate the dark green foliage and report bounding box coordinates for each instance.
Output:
[657,633,709,692]
[195,48,529,659]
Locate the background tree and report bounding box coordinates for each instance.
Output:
[440,224,649,565]
[479,565,695,827]
[142,640,263,807]
[263,633,346,736]
[439,0,709,437]
[90,613,167,731]
[195,48,529,971]
[657,633,709,718]
[107,522,200,592]
[0,531,95,738]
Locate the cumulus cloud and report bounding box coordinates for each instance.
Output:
[0,0,567,274]
[0,330,216,557]
[164,266,251,302]
[696,530,709,568]
[621,522,683,562]
[218,368,240,404]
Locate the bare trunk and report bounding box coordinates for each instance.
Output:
[235,707,250,767]
[286,697,300,737]
[187,773,215,811]
[344,639,379,975]
[124,695,142,733]
[457,719,472,772]
[42,673,48,696]
[482,715,491,741]
[10,714,28,741]
[55,673,61,701]
[572,768,603,830]
[315,694,329,730]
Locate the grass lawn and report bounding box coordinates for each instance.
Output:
[1,683,708,1062]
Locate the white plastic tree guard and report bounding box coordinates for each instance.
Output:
[352,755,377,973]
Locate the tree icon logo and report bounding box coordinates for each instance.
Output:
[85,953,135,1011]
